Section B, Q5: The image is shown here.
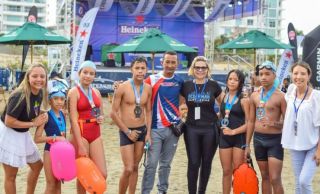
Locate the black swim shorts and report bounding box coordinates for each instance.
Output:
[253,132,284,161]
[219,132,246,149]
[119,125,147,146]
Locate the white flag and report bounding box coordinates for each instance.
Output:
[71,7,99,81]
[276,49,294,88]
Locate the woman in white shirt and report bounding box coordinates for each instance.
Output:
[281,61,320,194]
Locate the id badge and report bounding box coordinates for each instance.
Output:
[195,107,200,120]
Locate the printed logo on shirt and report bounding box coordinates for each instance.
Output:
[34,101,40,116]
[187,91,211,102]
[160,82,180,87]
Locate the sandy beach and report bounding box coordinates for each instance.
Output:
[0,97,320,193]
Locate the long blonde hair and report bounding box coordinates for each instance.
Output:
[10,64,48,116]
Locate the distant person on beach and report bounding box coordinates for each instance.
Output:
[219,70,249,194]
[180,56,224,194]
[34,84,67,194]
[250,65,261,93]
[280,78,290,93]
[141,51,184,194]
[281,61,320,194]
[0,64,49,194]
[110,57,152,194]
[68,61,107,194]
[245,61,286,194]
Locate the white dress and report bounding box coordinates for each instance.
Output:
[281,84,320,150]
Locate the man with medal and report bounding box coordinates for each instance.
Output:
[141,51,184,194]
[110,57,152,194]
[245,61,287,194]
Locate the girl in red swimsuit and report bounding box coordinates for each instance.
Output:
[68,61,107,194]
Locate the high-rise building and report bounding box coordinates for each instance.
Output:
[206,0,284,61]
[0,0,47,34]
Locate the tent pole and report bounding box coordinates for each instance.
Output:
[31,45,33,64]
[152,52,155,74]
[254,48,256,68]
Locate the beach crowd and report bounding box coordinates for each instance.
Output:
[0,51,319,194]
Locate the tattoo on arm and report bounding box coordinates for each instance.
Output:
[273,121,283,128]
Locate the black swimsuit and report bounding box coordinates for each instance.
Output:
[219,96,246,149]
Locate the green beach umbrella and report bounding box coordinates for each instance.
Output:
[0,22,71,66]
[218,30,293,66]
[112,28,197,73]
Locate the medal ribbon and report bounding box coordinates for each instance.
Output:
[130,79,144,104]
[48,110,66,135]
[293,87,309,121]
[225,93,238,113]
[260,86,276,105]
[193,79,208,104]
[79,84,95,108]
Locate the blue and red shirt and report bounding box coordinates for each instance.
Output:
[145,72,183,129]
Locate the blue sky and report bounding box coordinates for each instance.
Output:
[281,0,320,40]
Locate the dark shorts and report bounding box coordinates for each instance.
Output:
[119,125,147,146]
[219,132,246,149]
[253,132,284,161]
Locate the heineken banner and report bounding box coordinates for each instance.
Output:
[89,3,204,61]
[276,49,294,88]
[287,23,298,62]
[302,25,320,90]
[71,7,99,81]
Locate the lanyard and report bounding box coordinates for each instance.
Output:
[49,110,66,134]
[225,93,238,112]
[260,86,276,105]
[193,79,208,104]
[130,79,144,104]
[79,84,95,108]
[293,87,309,120]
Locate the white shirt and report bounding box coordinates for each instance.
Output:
[281,84,320,150]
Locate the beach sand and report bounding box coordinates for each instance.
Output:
[0,97,319,193]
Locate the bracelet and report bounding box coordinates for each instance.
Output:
[125,129,132,136]
[53,134,56,142]
[242,144,249,149]
[31,122,35,128]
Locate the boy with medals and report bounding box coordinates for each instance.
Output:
[110,57,152,194]
[245,61,286,194]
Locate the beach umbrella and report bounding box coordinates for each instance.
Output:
[0,22,71,69]
[111,28,197,73]
[218,30,293,66]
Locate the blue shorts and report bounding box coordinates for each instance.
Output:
[119,125,146,146]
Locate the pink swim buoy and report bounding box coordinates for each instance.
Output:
[50,141,77,182]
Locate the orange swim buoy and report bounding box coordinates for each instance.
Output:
[76,157,106,194]
[233,156,259,194]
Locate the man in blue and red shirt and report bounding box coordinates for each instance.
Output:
[142,51,184,194]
